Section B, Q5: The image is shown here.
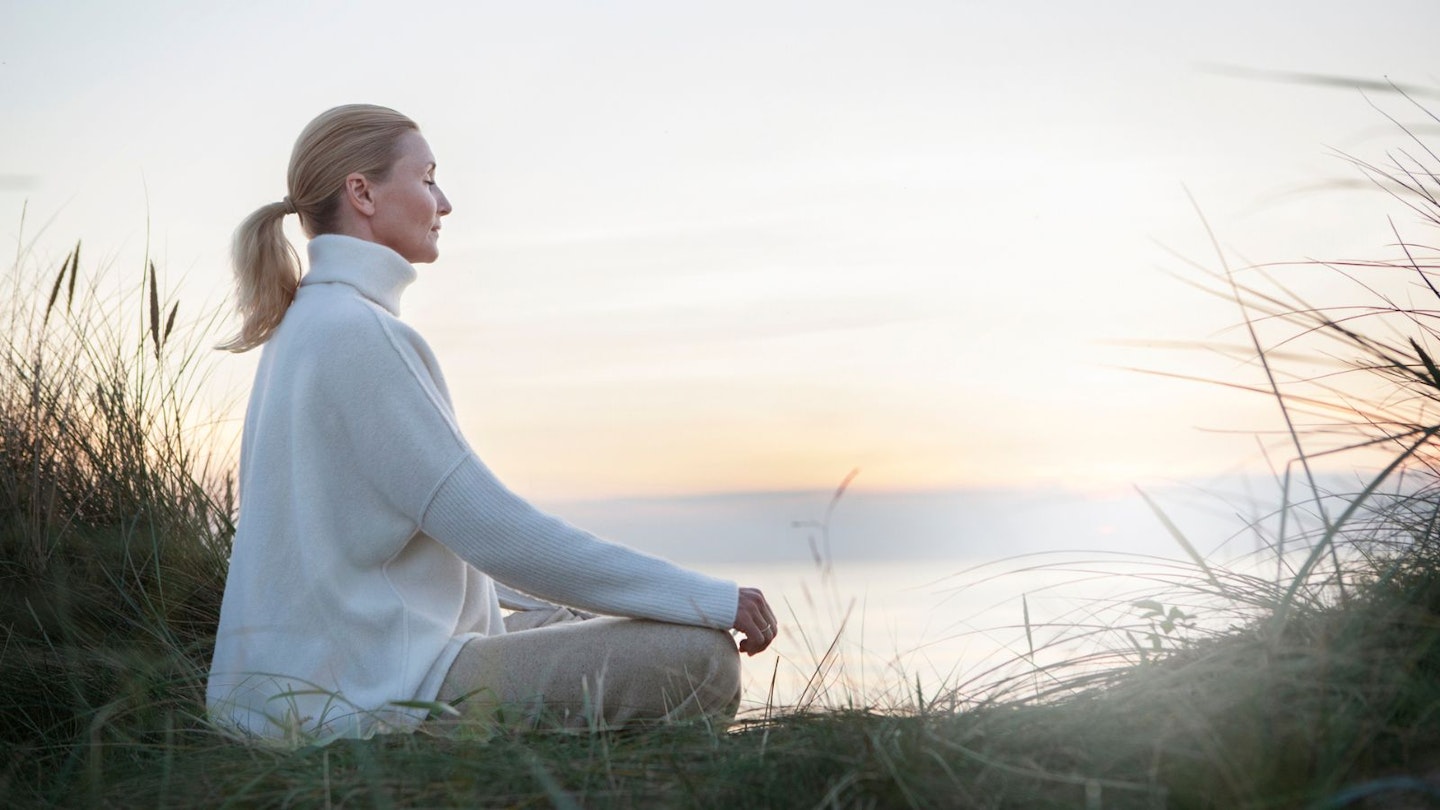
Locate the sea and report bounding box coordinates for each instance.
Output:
[536,475,1334,712]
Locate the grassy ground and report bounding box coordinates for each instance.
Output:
[5,548,1437,808]
[6,92,1440,808]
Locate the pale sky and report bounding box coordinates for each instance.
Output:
[4,0,1439,500]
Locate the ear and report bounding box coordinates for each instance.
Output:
[342,172,377,218]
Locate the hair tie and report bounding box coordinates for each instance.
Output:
[282,196,298,215]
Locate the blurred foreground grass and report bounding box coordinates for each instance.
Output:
[6,91,1440,808]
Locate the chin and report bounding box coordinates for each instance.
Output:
[408,246,441,264]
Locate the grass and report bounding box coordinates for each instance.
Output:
[5,88,1440,807]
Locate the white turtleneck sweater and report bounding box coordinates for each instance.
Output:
[206,234,739,742]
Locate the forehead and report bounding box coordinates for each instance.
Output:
[393,130,435,167]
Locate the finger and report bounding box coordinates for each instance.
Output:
[741,605,769,636]
[739,630,762,655]
[761,601,778,638]
[737,622,769,655]
[746,598,777,642]
[753,619,775,653]
[742,589,771,622]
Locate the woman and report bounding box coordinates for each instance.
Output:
[206,104,778,743]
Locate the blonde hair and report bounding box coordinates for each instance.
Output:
[217,104,419,352]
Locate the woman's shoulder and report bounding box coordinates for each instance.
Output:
[284,284,427,348]
[285,286,447,385]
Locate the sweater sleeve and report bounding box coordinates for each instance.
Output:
[421,454,740,630]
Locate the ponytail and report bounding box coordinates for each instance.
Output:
[216,201,301,353]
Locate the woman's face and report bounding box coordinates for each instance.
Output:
[367,130,452,263]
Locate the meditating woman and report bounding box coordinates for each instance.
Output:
[206,104,777,742]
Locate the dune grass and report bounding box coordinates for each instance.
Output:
[5,91,1440,808]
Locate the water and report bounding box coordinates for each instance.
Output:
[705,555,1227,713]
[539,479,1317,712]
[708,558,973,711]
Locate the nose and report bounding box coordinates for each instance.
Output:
[436,186,453,217]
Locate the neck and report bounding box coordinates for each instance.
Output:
[300,234,418,316]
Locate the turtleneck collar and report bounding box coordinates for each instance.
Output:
[300,234,419,317]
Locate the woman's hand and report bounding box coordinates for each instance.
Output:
[732,586,778,655]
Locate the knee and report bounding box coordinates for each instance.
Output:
[690,627,739,675]
[670,626,741,716]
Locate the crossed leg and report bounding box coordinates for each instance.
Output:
[434,614,741,731]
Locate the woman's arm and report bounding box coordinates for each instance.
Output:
[420,453,741,630]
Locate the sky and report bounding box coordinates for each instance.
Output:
[4,0,1440,504]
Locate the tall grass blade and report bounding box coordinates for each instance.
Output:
[1272,423,1440,632]
[1200,64,1440,100]
[163,301,178,345]
[42,246,73,326]
[1186,187,1344,605]
[1022,593,1039,700]
[1390,217,1440,300]
[1409,337,1440,391]
[148,260,160,359]
[1135,486,1227,598]
[821,467,859,575]
[65,239,79,312]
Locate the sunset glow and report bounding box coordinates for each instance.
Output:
[5,1,1438,500]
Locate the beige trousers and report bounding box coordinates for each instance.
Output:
[434,607,742,731]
